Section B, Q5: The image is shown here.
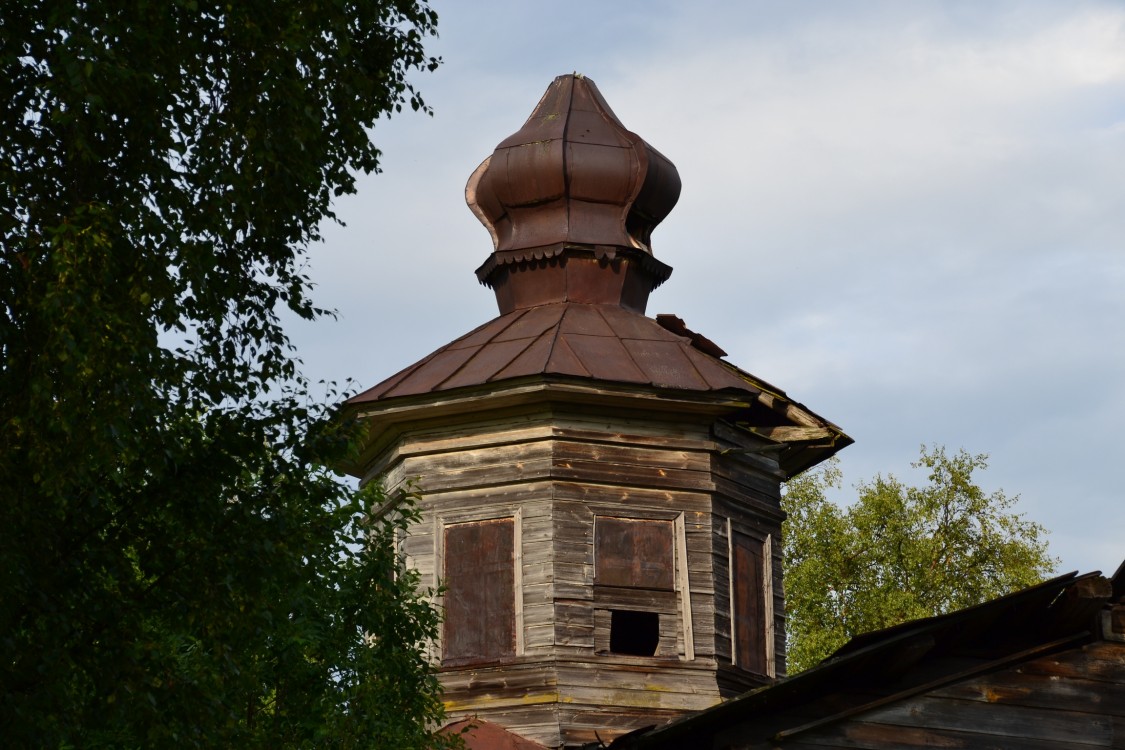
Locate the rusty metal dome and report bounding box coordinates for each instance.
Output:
[467,74,682,314]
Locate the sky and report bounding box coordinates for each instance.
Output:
[288,1,1125,578]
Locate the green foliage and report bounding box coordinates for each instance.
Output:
[781,446,1057,674]
[1,2,456,747]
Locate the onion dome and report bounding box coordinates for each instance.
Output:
[467,74,681,315]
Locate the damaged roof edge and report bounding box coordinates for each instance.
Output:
[609,566,1122,749]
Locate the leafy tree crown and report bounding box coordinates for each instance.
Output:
[781,445,1056,674]
[1,3,457,747]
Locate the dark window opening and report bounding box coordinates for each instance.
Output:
[609,610,659,656]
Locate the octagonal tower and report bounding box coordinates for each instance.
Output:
[342,74,851,749]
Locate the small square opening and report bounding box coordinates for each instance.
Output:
[609,610,659,656]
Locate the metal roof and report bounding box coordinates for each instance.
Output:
[344,74,852,478]
[347,303,760,404]
[441,718,549,750]
[467,73,681,271]
[609,566,1122,749]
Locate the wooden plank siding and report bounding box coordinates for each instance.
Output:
[362,404,793,747]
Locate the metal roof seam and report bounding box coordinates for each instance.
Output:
[590,303,617,339]
[559,74,575,244]
[483,335,542,384]
[432,308,530,391]
[676,341,714,391]
[545,331,592,379]
[546,305,570,355]
[490,328,555,381]
[346,349,436,403]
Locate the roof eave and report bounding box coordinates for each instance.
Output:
[337,375,760,480]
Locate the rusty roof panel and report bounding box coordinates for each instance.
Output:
[439,337,533,391]
[442,718,549,750]
[601,303,682,342]
[499,140,567,207]
[559,303,615,336]
[622,339,710,391]
[656,313,728,357]
[689,349,758,393]
[543,332,592,378]
[383,345,480,397]
[566,109,633,147]
[566,143,638,204]
[575,71,626,119]
[567,201,637,248]
[348,357,428,403]
[506,203,570,250]
[448,312,522,350]
[493,330,555,380]
[494,79,570,150]
[564,333,649,384]
[493,302,565,342]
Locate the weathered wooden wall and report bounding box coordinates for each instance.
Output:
[711,420,788,687]
[364,396,791,747]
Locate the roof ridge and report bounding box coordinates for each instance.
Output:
[485,333,542,383]
[433,307,531,390]
[548,304,571,350]
[590,303,616,336]
[346,350,437,403]
[546,307,592,377]
[676,339,714,389]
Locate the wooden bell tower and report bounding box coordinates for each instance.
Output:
[342,74,850,749]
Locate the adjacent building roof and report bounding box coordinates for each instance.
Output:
[441,718,549,750]
[609,561,1125,749]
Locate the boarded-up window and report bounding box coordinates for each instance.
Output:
[731,531,767,674]
[443,518,515,664]
[595,517,674,591]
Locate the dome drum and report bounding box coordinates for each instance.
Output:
[478,244,672,314]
